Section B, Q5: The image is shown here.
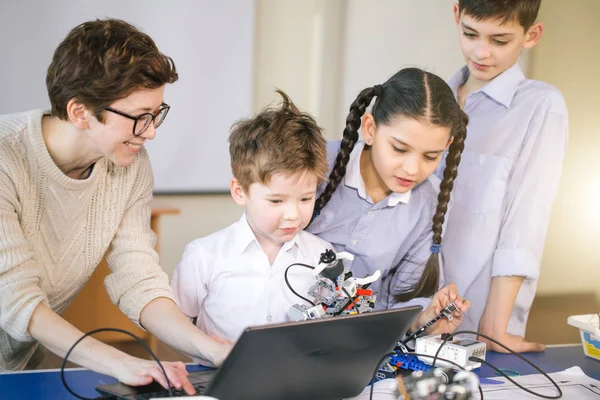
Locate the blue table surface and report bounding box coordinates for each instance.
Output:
[0,345,598,399]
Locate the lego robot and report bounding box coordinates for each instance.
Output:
[287,249,380,321]
[285,249,481,390]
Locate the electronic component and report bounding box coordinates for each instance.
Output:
[377,352,432,382]
[415,334,486,369]
[403,302,462,344]
[285,250,483,391]
[374,303,471,381]
[396,368,479,400]
[287,249,380,321]
[287,304,326,321]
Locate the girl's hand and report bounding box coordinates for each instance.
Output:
[112,357,195,395]
[413,283,471,335]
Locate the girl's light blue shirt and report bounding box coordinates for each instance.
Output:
[307,141,441,312]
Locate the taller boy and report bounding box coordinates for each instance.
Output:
[441,0,568,352]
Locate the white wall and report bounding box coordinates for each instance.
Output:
[0,0,254,193]
[253,0,346,140]
[252,0,468,139]
[158,0,469,275]
[340,0,464,131]
[156,194,241,276]
[158,0,600,304]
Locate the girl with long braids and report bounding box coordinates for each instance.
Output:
[307,68,470,335]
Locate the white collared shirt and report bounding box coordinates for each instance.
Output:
[171,214,332,358]
[344,141,412,206]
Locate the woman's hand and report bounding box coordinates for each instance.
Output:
[112,356,196,395]
[28,303,196,393]
[412,283,470,335]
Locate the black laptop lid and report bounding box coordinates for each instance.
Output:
[205,306,421,400]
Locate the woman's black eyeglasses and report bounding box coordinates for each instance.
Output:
[105,103,170,136]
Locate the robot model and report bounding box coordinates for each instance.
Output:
[376,302,476,383]
[285,249,481,396]
[287,249,381,321]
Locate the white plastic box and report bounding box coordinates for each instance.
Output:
[567,313,600,361]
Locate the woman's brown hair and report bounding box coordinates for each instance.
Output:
[46,19,178,122]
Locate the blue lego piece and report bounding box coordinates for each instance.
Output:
[389,353,431,372]
[373,352,432,384]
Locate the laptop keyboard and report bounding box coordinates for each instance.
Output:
[126,381,208,399]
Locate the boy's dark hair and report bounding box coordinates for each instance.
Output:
[314,68,468,302]
[458,0,542,30]
[47,19,178,122]
[229,90,328,192]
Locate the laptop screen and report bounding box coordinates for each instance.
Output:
[206,306,421,400]
[96,306,421,400]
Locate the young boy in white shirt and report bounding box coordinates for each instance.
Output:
[170,91,332,364]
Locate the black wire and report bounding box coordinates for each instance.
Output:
[369,351,483,400]
[60,327,173,400]
[369,351,397,400]
[402,312,446,345]
[284,262,316,306]
[403,343,415,352]
[472,357,561,399]
[431,330,562,399]
[341,287,360,314]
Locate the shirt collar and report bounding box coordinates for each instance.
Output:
[232,213,299,255]
[449,63,526,108]
[448,66,469,97]
[344,141,411,206]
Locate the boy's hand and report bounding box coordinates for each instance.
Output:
[412,283,470,335]
[209,341,234,366]
[478,276,542,353]
[479,332,545,353]
[208,334,233,366]
[210,334,233,345]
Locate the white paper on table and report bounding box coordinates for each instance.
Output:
[344,378,399,400]
[344,367,600,400]
[479,366,600,399]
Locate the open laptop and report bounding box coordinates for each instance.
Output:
[96,306,421,400]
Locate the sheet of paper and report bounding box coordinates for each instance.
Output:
[345,367,600,399]
[345,379,398,400]
[479,366,600,399]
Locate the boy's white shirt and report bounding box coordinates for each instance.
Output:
[171,214,332,364]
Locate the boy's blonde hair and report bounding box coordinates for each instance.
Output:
[229,90,328,192]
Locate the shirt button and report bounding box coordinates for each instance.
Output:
[267,315,272,321]
[367,210,372,215]
[351,239,358,246]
